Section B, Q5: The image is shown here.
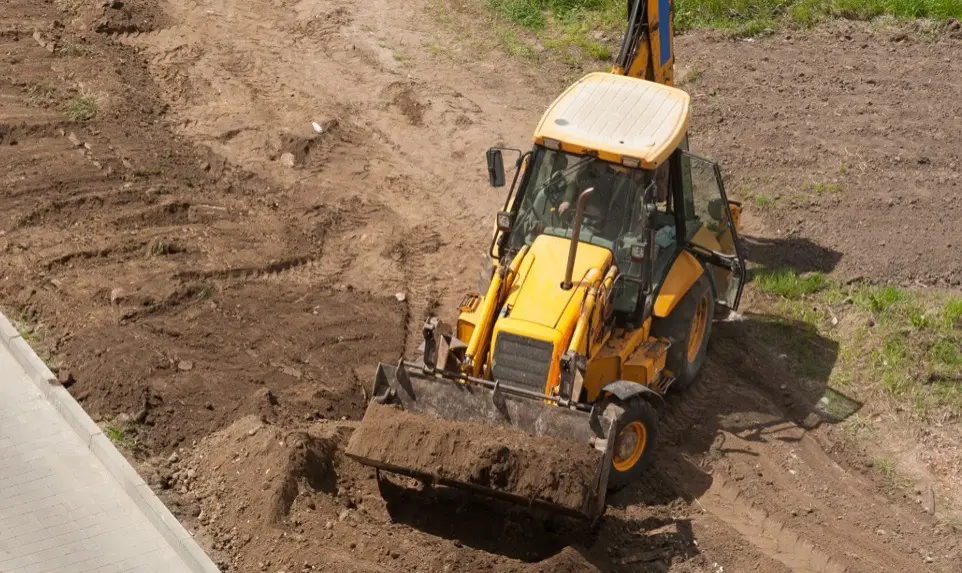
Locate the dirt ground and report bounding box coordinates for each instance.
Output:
[2,0,961,571]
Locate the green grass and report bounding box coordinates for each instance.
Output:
[753,268,826,298]
[66,95,97,122]
[486,0,623,63]
[752,270,962,414]
[809,182,843,194]
[943,297,962,327]
[677,0,962,36]
[499,28,539,59]
[104,423,135,450]
[147,239,173,258]
[485,0,962,53]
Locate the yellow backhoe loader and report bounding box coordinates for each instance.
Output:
[345,0,746,519]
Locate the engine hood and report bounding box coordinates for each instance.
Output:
[500,234,612,332]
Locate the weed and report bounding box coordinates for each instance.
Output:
[14,310,39,342]
[908,306,931,329]
[498,28,538,59]
[104,423,135,449]
[148,239,172,257]
[682,65,705,85]
[851,285,907,315]
[838,163,848,174]
[489,0,547,29]
[753,268,827,299]
[942,297,962,327]
[754,193,775,209]
[931,338,962,367]
[809,182,843,194]
[66,95,97,122]
[872,454,909,489]
[675,0,962,35]
[842,414,876,440]
[196,283,216,302]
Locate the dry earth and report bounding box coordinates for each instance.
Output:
[1,0,961,571]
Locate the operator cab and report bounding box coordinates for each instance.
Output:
[486,72,745,327]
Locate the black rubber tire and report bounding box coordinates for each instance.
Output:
[651,272,715,393]
[604,397,659,492]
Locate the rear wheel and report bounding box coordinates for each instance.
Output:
[651,273,715,392]
[604,397,659,491]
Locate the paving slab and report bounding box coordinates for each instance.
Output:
[0,314,219,573]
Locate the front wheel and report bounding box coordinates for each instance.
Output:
[604,397,659,491]
[651,273,715,393]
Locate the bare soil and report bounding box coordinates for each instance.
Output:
[2,0,961,571]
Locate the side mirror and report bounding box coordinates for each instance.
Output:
[486,149,506,187]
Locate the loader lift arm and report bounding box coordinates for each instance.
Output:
[613,0,675,85]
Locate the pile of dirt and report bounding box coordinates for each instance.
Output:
[345,402,603,514]
[5,0,962,570]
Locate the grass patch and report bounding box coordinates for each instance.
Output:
[809,182,843,194]
[943,297,962,327]
[66,95,97,122]
[104,423,136,450]
[147,239,173,257]
[486,0,623,64]
[841,414,876,440]
[851,284,908,316]
[754,193,775,209]
[483,0,962,53]
[676,0,962,36]
[499,28,539,59]
[196,283,216,302]
[872,454,910,490]
[752,270,962,415]
[753,268,826,298]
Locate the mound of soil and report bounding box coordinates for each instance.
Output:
[345,403,603,514]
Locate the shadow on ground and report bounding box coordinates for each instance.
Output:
[741,234,843,274]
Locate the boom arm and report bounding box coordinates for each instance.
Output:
[612,0,675,85]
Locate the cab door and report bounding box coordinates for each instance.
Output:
[676,151,746,311]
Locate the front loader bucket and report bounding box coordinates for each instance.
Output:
[344,362,616,519]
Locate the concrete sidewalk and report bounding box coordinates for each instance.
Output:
[0,315,219,573]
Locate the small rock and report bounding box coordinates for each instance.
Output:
[279,152,296,168]
[395,292,406,302]
[248,427,259,436]
[922,487,935,514]
[110,287,125,305]
[338,509,350,522]
[325,521,333,529]
[67,132,83,147]
[178,360,194,372]
[169,452,180,464]
[186,468,197,479]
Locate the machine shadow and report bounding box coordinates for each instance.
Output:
[739,234,843,274]
[610,309,861,508]
[377,474,699,569]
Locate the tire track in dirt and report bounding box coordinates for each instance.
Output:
[642,319,956,573]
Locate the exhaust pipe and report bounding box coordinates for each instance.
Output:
[562,187,595,290]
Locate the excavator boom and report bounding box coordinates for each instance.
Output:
[613,0,675,85]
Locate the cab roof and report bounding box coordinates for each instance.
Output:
[533,72,691,170]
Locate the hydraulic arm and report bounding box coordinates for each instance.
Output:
[612,0,676,85]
